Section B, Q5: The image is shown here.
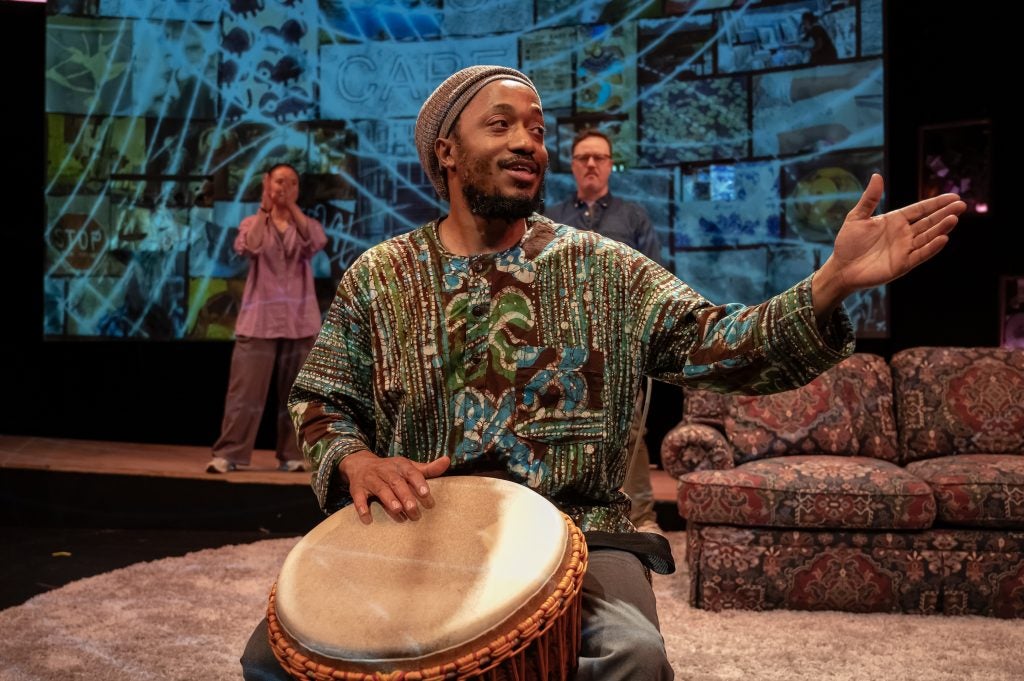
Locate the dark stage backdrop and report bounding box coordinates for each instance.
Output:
[1,1,1014,451]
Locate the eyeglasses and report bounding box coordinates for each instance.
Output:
[572,153,612,164]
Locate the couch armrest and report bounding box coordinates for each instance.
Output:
[661,423,735,479]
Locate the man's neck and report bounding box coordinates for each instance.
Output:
[576,186,608,206]
[438,207,526,256]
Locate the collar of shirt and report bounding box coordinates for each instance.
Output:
[573,192,612,210]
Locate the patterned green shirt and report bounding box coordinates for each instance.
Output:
[290,214,854,532]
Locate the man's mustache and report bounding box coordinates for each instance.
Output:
[497,155,542,174]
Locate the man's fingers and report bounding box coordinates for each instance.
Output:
[369,480,412,523]
[845,173,884,221]
[908,234,950,269]
[378,464,435,521]
[416,456,451,510]
[400,468,434,510]
[913,214,959,251]
[421,455,451,479]
[910,200,965,237]
[904,213,958,272]
[898,193,963,226]
[350,488,373,525]
[403,462,441,510]
[348,455,450,523]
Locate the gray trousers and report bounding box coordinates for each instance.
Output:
[212,336,315,464]
[240,548,673,681]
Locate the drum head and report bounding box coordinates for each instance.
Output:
[274,476,569,666]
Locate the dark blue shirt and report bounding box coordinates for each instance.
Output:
[544,192,663,266]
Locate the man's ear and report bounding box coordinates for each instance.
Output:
[435,135,456,172]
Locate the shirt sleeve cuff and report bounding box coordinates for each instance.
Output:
[767,274,856,385]
[312,439,370,514]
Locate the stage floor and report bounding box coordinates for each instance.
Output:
[0,434,305,485]
[1,434,682,609]
[0,434,679,500]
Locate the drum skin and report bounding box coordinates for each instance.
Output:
[268,475,588,681]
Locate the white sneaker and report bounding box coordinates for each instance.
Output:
[278,460,307,472]
[206,457,237,474]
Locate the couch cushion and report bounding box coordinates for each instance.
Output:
[892,347,1024,463]
[906,454,1024,527]
[724,354,898,464]
[680,455,936,530]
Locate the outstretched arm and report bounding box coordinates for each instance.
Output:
[812,173,965,321]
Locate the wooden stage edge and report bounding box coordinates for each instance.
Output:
[0,434,680,501]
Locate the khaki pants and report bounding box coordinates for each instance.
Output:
[623,386,656,527]
[212,336,315,465]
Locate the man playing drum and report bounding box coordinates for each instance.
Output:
[242,66,964,680]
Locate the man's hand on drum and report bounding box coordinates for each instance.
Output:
[340,451,451,524]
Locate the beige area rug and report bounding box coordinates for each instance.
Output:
[1,531,1022,681]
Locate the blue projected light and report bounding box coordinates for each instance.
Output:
[43,0,886,340]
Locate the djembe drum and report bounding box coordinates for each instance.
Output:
[267,476,588,681]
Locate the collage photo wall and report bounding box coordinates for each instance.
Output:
[43,0,885,340]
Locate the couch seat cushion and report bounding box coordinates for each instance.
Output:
[680,455,936,530]
[906,454,1024,527]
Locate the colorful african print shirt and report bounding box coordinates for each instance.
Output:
[290,214,854,532]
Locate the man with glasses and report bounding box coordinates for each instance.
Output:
[545,128,663,534]
[546,129,662,263]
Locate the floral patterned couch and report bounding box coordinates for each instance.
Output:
[661,347,1024,617]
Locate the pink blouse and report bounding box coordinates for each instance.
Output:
[233,212,328,339]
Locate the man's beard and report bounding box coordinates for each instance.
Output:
[458,156,545,220]
[463,181,544,220]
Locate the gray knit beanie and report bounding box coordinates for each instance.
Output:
[415,65,541,201]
